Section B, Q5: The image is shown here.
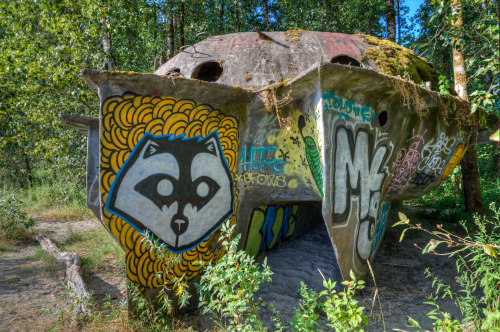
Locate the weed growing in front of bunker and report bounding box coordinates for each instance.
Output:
[42,221,371,331]
[290,270,369,332]
[394,204,500,331]
[196,221,273,331]
[144,233,191,309]
[196,220,369,331]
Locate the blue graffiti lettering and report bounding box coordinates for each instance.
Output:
[323,92,375,123]
[244,204,298,257]
[239,146,286,173]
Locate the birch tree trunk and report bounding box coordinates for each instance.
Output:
[396,0,401,42]
[452,0,483,214]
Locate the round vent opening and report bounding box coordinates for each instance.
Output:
[378,111,389,127]
[192,61,223,82]
[330,55,361,67]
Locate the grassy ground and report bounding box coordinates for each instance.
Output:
[0,145,497,330]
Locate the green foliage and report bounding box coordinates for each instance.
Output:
[274,0,389,37]
[135,231,192,318]
[396,203,500,331]
[290,282,322,331]
[71,227,124,275]
[196,222,272,331]
[127,282,182,332]
[196,221,368,331]
[0,192,34,242]
[412,0,499,115]
[291,270,369,331]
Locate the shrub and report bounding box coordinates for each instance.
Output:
[290,270,369,332]
[196,222,273,331]
[396,203,500,331]
[0,192,34,242]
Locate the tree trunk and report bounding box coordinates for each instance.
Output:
[452,0,483,214]
[324,0,334,31]
[101,34,117,69]
[167,11,175,59]
[385,0,396,42]
[24,156,33,187]
[441,45,452,79]
[179,3,185,47]
[233,0,241,32]
[153,5,158,57]
[262,0,269,31]
[218,2,225,33]
[396,0,401,42]
[460,145,483,214]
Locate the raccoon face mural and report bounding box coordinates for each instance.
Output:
[107,131,234,253]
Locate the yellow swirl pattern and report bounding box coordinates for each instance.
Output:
[100,93,239,288]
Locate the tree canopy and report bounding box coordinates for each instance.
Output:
[0,0,498,207]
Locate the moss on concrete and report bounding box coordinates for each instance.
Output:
[284,29,311,42]
[358,34,440,92]
[262,74,299,91]
[232,85,245,93]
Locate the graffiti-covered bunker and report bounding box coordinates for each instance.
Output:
[61,30,477,302]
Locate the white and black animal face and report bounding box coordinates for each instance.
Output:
[107,131,234,253]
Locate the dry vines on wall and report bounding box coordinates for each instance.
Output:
[262,85,293,130]
[387,74,473,132]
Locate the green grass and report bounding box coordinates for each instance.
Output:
[66,227,124,277]
[28,247,58,263]
[2,168,94,222]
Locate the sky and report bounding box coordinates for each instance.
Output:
[406,0,425,19]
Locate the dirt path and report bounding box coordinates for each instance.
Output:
[0,219,126,332]
[0,215,462,331]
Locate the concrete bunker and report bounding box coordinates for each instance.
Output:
[60,30,492,307]
[330,55,361,67]
[191,61,223,82]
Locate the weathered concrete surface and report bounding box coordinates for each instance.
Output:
[155,31,379,88]
[60,31,495,304]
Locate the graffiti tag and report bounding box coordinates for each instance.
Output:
[254,114,282,145]
[235,172,289,188]
[387,128,426,193]
[333,126,388,224]
[323,91,376,123]
[244,204,298,257]
[239,146,286,173]
[370,202,390,260]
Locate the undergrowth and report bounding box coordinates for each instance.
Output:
[0,192,34,244]
[1,168,94,222]
[395,203,500,331]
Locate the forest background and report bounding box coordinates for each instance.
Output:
[0,0,498,218]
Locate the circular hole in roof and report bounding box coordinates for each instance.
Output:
[378,111,389,127]
[192,61,223,82]
[330,55,361,67]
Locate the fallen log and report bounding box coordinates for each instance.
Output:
[35,234,90,314]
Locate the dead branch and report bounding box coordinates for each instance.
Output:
[35,234,90,314]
